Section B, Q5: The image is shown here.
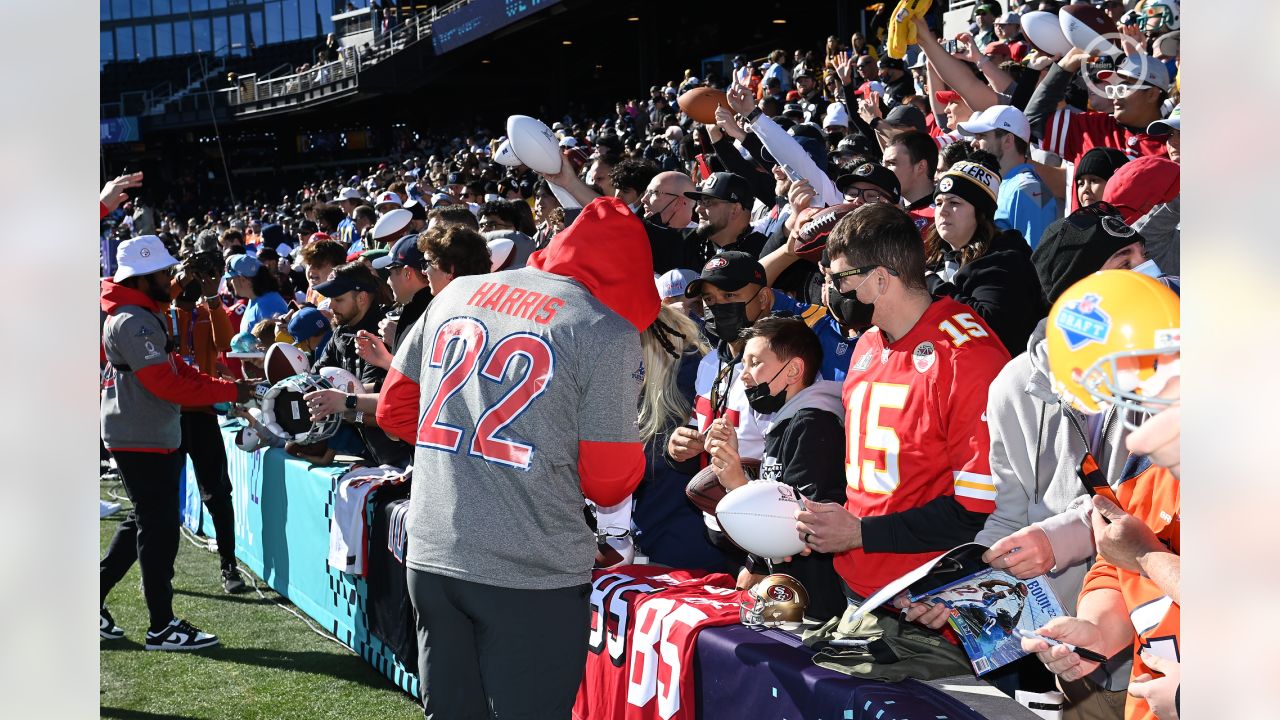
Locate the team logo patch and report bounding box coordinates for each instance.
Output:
[835,342,848,356]
[767,585,795,602]
[139,247,152,258]
[853,352,873,371]
[912,341,936,373]
[632,361,646,384]
[1100,216,1136,238]
[142,340,161,360]
[938,177,954,193]
[704,257,728,271]
[855,163,874,176]
[1056,293,1111,350]
[1154,328,1180,349]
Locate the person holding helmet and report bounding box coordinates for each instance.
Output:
[925,160,1046,354]
[100,236,254,650]
[1024,271,1181,720]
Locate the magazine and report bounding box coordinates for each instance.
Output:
[848,543,1067,676]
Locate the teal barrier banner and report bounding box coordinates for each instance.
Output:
[182,423,420,699]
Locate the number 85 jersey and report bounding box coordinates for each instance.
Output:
[835,297,1012,599]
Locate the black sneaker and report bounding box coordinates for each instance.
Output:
[100,605,124,640]
[144,618,219,651]
[222,566,247,594]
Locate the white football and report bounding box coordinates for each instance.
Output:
[493,138,523,168]
[1059,6,1123,58]
[506,115,562,175]
[234,425,262,452]
[319,366,365,394]
[716,481,807,560]
[1021,11,1074,57]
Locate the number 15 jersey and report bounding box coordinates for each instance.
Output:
[836,297,1011,598]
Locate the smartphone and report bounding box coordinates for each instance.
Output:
[943,39,960,54]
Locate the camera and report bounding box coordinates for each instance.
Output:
[190,250,225,280]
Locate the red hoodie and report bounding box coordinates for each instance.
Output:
[1102,156,1180,225]
[101,280,239,425]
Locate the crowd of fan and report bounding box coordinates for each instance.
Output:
[100,1,1182,718]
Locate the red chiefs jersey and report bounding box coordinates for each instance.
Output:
[1080,460,1180,720]
[573,566,741,720]
[1041,108,1170,165]
[836,297,1010,598]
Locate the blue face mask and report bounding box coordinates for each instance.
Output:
[1132,258,1162,279]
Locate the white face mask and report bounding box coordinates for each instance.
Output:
[1132,258,1162,278]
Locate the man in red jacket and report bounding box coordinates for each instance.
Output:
[100,235,252,651]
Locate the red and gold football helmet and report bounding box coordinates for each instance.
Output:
[740,574,809,628]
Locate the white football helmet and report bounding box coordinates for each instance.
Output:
[258,373,343,445]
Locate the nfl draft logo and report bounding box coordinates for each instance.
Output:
[1056,293,1111,350]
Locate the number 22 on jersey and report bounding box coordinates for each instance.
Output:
[845,381,909,494]
[416,317,555,470]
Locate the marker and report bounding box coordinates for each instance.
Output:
[1013,628,1108,664]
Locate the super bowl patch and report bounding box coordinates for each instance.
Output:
[1056,293,1110,350]
[913,341,936,373]
[852,352,873,371]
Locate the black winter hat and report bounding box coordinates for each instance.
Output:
[1032,202,1145,304]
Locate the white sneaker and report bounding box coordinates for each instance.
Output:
[144,618,219,651]
[100,605,125,640]
[100,500,122,518]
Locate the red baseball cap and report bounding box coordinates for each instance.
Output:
[935,90,962,105]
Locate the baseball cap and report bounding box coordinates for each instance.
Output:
[783,102,806,117]
[656,268,698,300]
[794,65,815,80]
[337,187,362,201]
[958,104,1031,142]
[983,41,1013,60]
[403,198,429,221]
[224,253,262,278]
[683,172,753,210]
[996,11,1022,24]
[974,2,1000,14]
[559,137,579,148]
[935,90,963,105]
[935,161,1001,216]
[375,191,403,207]
[314,273,381,298]
[372,208,413,240]
[1147,105,1181,135]
[114,235,179,281]
[836,161,902,203]
[909,53,929,71]
[286,307,332,342]
[823,102,851,129]
[878,57,906,71]
[1096,54,1171,92]
[883,104,928,133]
[684,251,767,298]
[430,192,453,207]
[372,233,426,270]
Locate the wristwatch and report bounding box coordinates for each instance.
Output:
[744,107,764,124]
[344,393,358,411]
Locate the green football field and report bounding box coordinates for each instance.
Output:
[99,481,421,720]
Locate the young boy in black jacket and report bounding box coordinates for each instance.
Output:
[706,316,849,622]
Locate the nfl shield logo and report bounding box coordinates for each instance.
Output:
[1055,293,1111,351]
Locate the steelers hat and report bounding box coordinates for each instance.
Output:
[935,161,1001,217]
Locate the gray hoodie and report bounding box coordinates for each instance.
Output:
[974,318,1136,615]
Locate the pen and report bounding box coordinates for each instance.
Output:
[1012,628,1108,664]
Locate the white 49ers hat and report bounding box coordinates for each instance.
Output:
[114,235,179,281]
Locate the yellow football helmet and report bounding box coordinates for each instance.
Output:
[1046,270,1180,416]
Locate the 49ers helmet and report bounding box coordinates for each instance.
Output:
[1046,270,1179,416]
[741,574,809,628]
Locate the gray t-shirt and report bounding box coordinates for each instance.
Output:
[101,306,182,450]
[391,266,644,590]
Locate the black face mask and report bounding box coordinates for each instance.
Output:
[826,281,876,334]
[703,301,750,344]
[744,363,789,414]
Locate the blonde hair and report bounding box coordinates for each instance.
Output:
[637,305,709,442]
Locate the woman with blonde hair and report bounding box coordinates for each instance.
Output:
[629,304,728,571]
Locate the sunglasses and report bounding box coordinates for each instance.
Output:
[1102,83,1153,99]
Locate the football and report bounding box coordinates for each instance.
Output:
[318,366,365,394]
[506,115,562,175]
[1059,4,1123,57]
[493,138,522,168]
[1021,11,1074,57]
[264,341,310,384]
[793,202,860,262]
[715,481,807,560]
[685,465,729,515]
[677,87,730,124]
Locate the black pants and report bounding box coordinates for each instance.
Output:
[407,569,590,720]
[179,410,236,568]
[100,450,184,632]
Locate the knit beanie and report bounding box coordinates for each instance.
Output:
[934,161,1000,217]
[1031,204,1145,304]
[1075,147,1130,181]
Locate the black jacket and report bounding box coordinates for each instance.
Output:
[926,229,1047,355]
[312,304,411,467]
[392,286,432,353]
